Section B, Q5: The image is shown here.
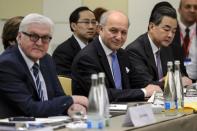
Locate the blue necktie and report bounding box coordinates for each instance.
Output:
[111,52,122,90]
[156,50,163,80]
[32,63,45,101]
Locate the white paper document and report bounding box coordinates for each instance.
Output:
[0,116,70,131]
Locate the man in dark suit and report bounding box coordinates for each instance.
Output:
[52,6,97,77]
[172,0,197,82]
[0,13,88,118]
[72,10,161,102]
[126,6,192,89]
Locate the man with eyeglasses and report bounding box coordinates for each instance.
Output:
[126,4,192,90]
[0,13,88,118]
[172,0,197,83]
[53,6,97,78]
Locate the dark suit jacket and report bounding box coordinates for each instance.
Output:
[126,33,175,88]
[71,37,144,102]
[52,35,81,77]
[0,46,73,118]
[171,23,197,78]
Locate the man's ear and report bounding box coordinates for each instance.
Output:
[98,24,104,31]
[97,24,102,30]
[178,7,181,15]
[149,22,155,29]
[71,22,77,31]
[148,22,155,30]
[16,32,21,43]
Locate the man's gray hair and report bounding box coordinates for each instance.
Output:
[18,13,54,35]
[99,10,130,27]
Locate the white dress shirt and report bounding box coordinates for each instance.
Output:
[179,22,197,79]
[73,34,87,49]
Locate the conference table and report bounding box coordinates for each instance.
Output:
[58,107,197,131]
[1,103,196,131]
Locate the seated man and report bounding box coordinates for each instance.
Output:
[52,6,97,77]
[0,13,88,118]
[126,5,192,89]
[71,10,161,102]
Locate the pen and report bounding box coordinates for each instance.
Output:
[9,117,35,121]
[53,124,66,130]
[110,104,117,107]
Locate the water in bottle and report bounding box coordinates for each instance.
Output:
[164,61,177,116]
[98,72,110,127]
[87,74,104,129]
[174,60,184,112]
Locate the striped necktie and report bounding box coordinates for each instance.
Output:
[32,63,45,101]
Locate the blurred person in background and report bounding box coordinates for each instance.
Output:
[172,0,197,83]
[1,16,23,49]
[93,7,107,36]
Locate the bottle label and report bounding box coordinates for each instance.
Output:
[87,121,92,129]
[87,120,104,129]
[165,102,170,110]
[98,121,104,129]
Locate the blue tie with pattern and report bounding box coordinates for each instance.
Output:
[32,63,45,101]
[111,52,122,90]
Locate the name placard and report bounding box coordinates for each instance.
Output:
[123,104,156,127]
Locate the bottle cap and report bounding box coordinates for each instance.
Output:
[91,74,98,79]
[167,61,173,66]
[174,60,180,65]
[98,72,105,78]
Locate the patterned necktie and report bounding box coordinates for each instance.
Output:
[156,50,163,80]
[183,27,190,58]
[111,52,122,90]
[32,63,44,101]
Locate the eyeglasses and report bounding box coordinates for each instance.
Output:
[77,20,97,26]
[22,32,52,43]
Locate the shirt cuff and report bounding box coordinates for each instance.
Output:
[141,88,147,97]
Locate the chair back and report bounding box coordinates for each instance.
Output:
[58,76,72,95]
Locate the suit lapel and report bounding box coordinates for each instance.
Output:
[94,38,116,88]
[160,49,167,75]
[160,47,174,75]
[196,23,197,37]
[70,35,81,52]
[144,34,158,77]
[116,50,129,89]
[15,46,38,95]
[39,61,52,99]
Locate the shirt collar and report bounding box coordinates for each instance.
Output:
[99,35,114,56]
[73,34,87,49]
[179,21,196,34]
[18,45,40,70]
[148,34,160,54]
